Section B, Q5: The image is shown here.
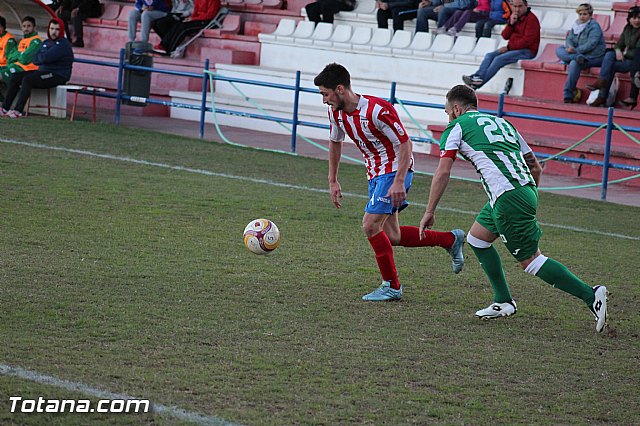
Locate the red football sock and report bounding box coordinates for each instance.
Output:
[368,231,400,290]
[399,226,455,248]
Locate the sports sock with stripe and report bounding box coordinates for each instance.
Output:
[530,257,595,306]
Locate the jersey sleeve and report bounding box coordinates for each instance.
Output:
[517,130,533,155]
[375,105,410,144]
[328,108,345,142]
[439,122,462,159]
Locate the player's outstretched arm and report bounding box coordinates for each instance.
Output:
[328,140,343,208]
[419,157,454,236]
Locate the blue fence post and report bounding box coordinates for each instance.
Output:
[291,70,301,153]
[115,48,125,125]
[199,59,210,140]
[497,92,505,117]
[390,81,397,105]
[601,107,614,201]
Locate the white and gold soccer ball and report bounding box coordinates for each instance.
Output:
[243,219,281,255]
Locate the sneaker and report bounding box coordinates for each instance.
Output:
[0,107,8,117]
[572,88,582,103]
[6,110,23,119]
[462,75,483,88]
[475,300,517,319]
[590,285,608,333]
[434,27,446,35]
[362,281,403,301]
[447,229,465,274]
[446,27,457,38]
[634,71,640,89]
[152,43,167,55]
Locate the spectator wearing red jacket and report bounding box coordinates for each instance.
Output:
[462,0,539,89]
[153,0,221,54]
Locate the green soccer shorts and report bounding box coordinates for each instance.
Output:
[475,185,542,261]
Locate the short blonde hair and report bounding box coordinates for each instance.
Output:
[576,3,593,15]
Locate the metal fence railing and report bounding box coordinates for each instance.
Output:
[72,52,640,201]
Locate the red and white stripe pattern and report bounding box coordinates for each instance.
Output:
[329,95,412,180]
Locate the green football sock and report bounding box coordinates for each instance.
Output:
[471,245,512,303]
[535,258,595,306]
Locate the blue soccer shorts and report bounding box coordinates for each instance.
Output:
[365,170,413,215]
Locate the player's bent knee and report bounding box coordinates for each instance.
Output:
[466,233,492,249]
[362,222,381,238]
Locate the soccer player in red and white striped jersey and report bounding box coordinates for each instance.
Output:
[314,63,466,301]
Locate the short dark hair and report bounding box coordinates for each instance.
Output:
[314,63,351,90]
[446,85,478,109]
[0,16,6,29]
[628,6,640,21]
[22,16,36,26]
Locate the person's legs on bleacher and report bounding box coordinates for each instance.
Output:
[128,8,142,42]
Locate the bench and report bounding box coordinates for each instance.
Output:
[26,85,106,121]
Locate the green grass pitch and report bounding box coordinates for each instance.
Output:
[1,118,639,425]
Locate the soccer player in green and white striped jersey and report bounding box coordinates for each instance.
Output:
[419,84,608,332]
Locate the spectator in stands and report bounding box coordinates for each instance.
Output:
[441,0,490,38]
[0,15,18,99]
[1,18,73,119]
[56,0,103,48]
[1,17,43,86]
[306,0,356,25]
[152,0,194,50]
[434,0,478,37]
[462,0,539,89]
[587,6,640,108]
[128,0,171,44]
[153,0,221,55]
[475,0,509,39]
[555,3,605,104]
[415,0,475,34]
[622,48,640,109]
[377,0,421,32]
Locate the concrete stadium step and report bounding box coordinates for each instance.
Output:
[476,93,640,150]
[521,45,636,102]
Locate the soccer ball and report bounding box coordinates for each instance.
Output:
[243,219,281,255]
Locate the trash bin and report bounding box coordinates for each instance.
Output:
[123,41,153,106]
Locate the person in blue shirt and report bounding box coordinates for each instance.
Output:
[1,18,73,119]
[474,0,509,39]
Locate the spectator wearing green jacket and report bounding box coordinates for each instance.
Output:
[1,16,43,86]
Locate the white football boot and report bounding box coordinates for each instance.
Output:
[475,300,517,319]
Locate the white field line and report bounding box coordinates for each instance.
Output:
[0,364,242,426]
[2,138,638,241]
